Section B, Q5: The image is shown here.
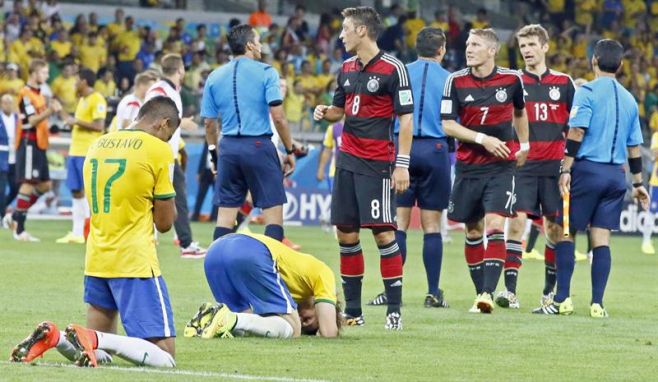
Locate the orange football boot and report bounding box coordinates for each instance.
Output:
[10,321,60,363]
[64,324,98,367]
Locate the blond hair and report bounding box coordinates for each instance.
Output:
[469,28,500,49]
[516,24,550,46]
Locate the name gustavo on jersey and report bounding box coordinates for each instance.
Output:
[94,137,144,150]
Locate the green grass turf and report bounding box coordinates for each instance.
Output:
[1,221,657,381]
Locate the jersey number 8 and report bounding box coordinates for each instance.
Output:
[352,95,360,115]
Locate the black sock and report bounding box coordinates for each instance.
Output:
[213,226,232,240]
[504,240,523,294]
[233,213,246,231]
[586,230,592,253]
[264,224,284,241]
[379,241,403,315]
[13,210,26,234]
[340,242,364,317]
[525,224,540,252]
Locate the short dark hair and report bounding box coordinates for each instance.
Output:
[79,68,96,87]
[341,6,383,41]
[594,39,624,73]
[138,96,180,130]
[416,27,446,58]
[228,24,256,55]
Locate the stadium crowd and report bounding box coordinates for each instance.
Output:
[0,0,657,133]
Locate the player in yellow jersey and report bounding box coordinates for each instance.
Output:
[57,68,107,244]
[185,233,341,338]
[10,96,180,368]
[641,131,658,254]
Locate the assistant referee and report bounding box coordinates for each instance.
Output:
[202,24,295,242]
[534,39,649,317]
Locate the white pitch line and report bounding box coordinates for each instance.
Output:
[1,361,330,382]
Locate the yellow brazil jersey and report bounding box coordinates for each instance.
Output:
[246,233,337,305]
[95,80,117,98]
[50,40,72,59]
[70,92,108,157]
[84,130,176,278]
[51,75,78,113]
[79,43,107,73]
[116,30,140,61]
[322,124,337,177]
[651,132,658,187]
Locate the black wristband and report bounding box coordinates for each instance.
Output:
[208,145,218,167]
[633,182,643,188]
[565,139,581,157]
[628,156,642,175]
[285,147,294,155]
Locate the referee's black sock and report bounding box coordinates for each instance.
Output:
[264,224,284,241]
[213,226,232,240]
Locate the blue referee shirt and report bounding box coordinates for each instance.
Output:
[200,57,282,136]
[394,59,449,138]
[568,76,643,164]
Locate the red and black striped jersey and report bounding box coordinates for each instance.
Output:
[332,51,414,177]
[441,66,525,176]
[520,69,575,176]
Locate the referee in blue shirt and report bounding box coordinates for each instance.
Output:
[534,39,649,317]
[202,24,295,242]
[368,27,451,308]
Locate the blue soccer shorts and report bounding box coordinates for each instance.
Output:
[650,186,658,214]
[204,234,297,315]
[564,160,626,231]
[65,156,86,192]
[396,138,451,211]
[214,136,286,209]
[84,275,176,339]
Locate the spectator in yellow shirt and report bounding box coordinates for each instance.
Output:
[78,32,107,74]
[50,29,72,60]
[116,16,141,86]
[0,63,25,96]
[94,69,117,99]
[284,79,306,132]
[430,10,449,31]
[107,8,125,38]
[404,11,426,49]
[51,62,79,114]
[622,0,646,27]
[298,60,321,107]
[471,8,490,29]
[650,106,658,132]
[315,59,334,90]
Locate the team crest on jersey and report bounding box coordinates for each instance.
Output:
[367,76,380,92]
[549,86,561,101]
[495,88,507,103]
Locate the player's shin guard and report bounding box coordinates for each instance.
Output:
[395,230,407,265]
[379,241,403,315]
[554,241,576,303]
[340,242,364,317]
[482,231,506,294]
[504,240,523,294]
[465,236,484,294]
[591,246,611,305]
[543,241,557,295]
[96,331,175,368]
[264,224,284,241]
[423,233,443,296]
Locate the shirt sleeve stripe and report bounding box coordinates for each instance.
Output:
[154,192,176,200]
[382,54,408,87]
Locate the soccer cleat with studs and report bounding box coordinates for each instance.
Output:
[424,289,449,308]
[10,321,59,363]
[367,291,387,306]
[384,312,402,330]
[342,313,365,326]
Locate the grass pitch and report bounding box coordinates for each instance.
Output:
[1,221,656,381]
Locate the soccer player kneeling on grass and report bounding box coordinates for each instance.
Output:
[185,233,340,338]
[10,96,180,368]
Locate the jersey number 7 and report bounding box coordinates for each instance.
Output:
[89,158,127,214]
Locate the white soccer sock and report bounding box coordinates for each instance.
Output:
[234,313,294,338]
[643,213,653,244]
[96,331,175,368]
[72,197,86,237]
[56,331,77,361]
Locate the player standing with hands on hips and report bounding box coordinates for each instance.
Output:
[533,39,649,317]
[314,6,414,330]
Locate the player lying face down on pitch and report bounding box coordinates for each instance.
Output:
[185,233,342,338]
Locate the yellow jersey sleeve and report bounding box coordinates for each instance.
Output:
[90,93,108,121]
[153,144,176,200]
[310,262,337,305]
[651,132,658,150]
[322,125,334,149]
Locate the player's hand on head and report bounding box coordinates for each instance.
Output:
[392,167,410,193]
[313,105,329,121]
[558,173,571,197]
[481,135,511,159]
[633,186,650,210]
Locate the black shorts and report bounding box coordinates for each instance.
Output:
[330,168,396,230]
[448,172,515,223]
[514,174,561,218]
[15,139,49,184]
[396,138,451,210]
